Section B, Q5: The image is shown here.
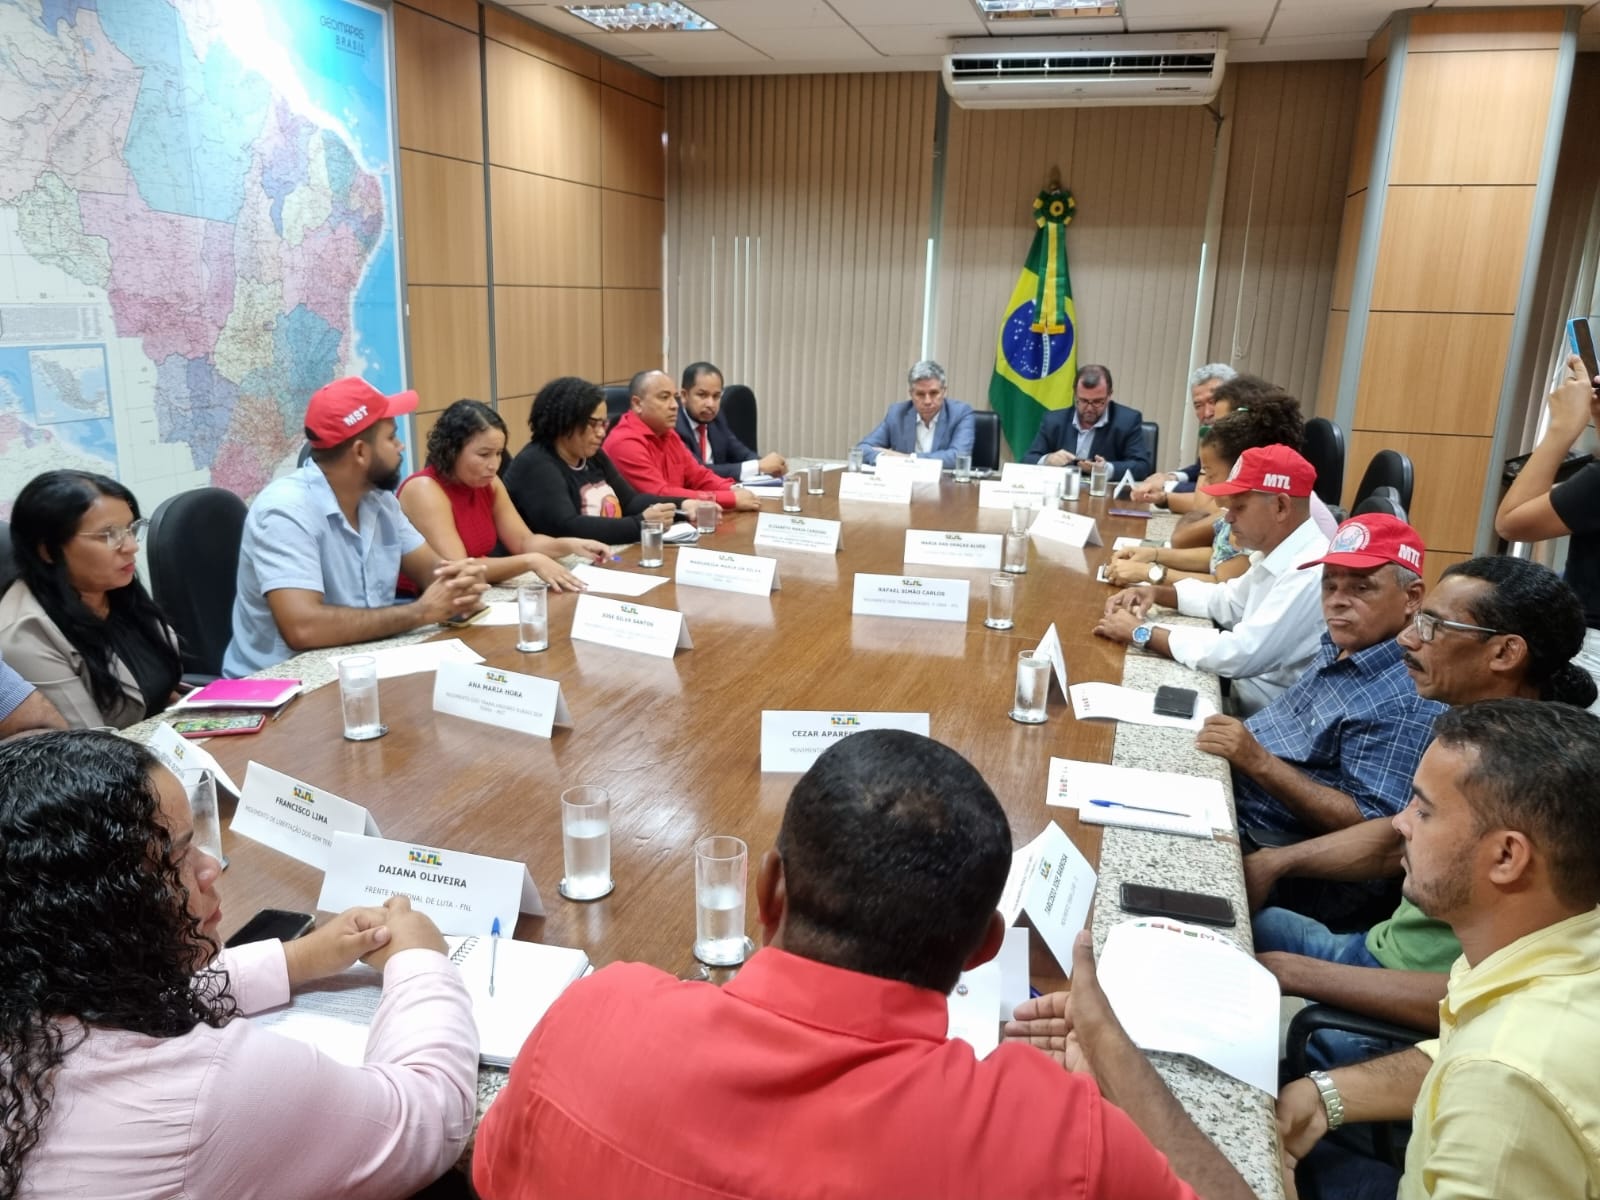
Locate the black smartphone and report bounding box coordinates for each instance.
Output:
[1119,883,1236,928]
[1569,317,1600,384]
[1153,685,1198,720]
[224,908,316,948]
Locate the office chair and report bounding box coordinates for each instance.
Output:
[970,410,1001,471]
[0,521,16,598]
[296,441,313,467]
[146,488,250,679]
[1303,418,1345,508]
[1352,449,1414,513]
[722,385,759,451]
[602,385,631,424]
[1351,486,1407,522]
[1140,420,1159,469]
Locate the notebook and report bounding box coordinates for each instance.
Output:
[175,678,301,709]
[256,935,591,1068]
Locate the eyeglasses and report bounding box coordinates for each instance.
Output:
[585,416,609,431]
[76,518,149,549]
[1410,610,1503,643]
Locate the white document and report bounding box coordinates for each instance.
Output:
[318,831,544,935]
[432,660,571,739]
[1000,462,1071,494]
[1112,536,1145,551]
[230,762,380,869]
[1045,758,1226,837]
[570,593,692,658]
[753,512,842,554]
[1034,623,1070,699]
[946,959,1002,1059]
[1068,681,1216,731]
[759,709,931,772]
[872,454,944,484]
[838,470,912,504]
[995,924,1032,1020]
[903,529,1003,570]
[851,573,969,623]
[978,479,1049,510]
[1113,469,1137,498]
[1029,507,1102,548]
[1096,918,1281,1096]
[571,563,669,596]
[146,721,243,797]
[996,821,1097,976]
[744,484,785,499]
[675,546,780,595]
[663,524,699,544]
[337,638,482,680]
[474,601,522,626]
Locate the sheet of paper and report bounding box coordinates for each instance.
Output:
[146,721,243,797]
[744,484,785,499]
[1044,758,1228,836]
[338,638,482,680]
[474,601,521,626]
[946,958,1002,1059]
[571,564,669,596]
[663,525,700,544]
[995,821,1097,976]
[1067,681,1215,731]
[1112,536,1144,551]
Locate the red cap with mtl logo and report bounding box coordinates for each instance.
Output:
[304,377,418,449]
[1301,513,1426,574]
[1200,444,1317,498]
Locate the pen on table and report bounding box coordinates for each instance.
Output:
[1089,798,1189,818]
[270,691,301,723]
[489,917,501,998]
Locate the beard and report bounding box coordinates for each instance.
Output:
[368,460,403,492]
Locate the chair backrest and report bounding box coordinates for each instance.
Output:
[721,384,759,451]
[296,440,313,467]
[1353,448,1414,513]
[1302,417,1345,507]
[1350,485,1407,523]
[1140,420,1159,469]
[970,410,1001,471]
[0,521,16,597]
[146,488,250,677]
[602,385,631,423]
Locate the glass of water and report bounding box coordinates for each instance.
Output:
[954,453,973,483]
[693,834,751,966]
[783,473,803,512]
[1010,651,1051,724]
[640,520,665,568]
[338,655,386,741]
[1003,531,1028,574]
[847,447,864,473]
[517,580,549,652]
[1089,460,1110,497]
[559,786,614,901]
[985,573,1015,630]
[181,767,228,870]
[694,500,719,534]
[1063,467,1082,501]
[806,462,825,495]
[1010,502,1032,536]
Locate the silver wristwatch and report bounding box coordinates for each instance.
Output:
[1308,1070,1345,1130]
[1147,562,1167,584]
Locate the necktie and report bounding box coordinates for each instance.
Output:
[698,423,710,464]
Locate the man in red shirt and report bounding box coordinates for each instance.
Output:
[604,368,761,512]
[474,731,1258,1200]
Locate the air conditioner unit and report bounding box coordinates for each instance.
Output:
[942,32,1227,109]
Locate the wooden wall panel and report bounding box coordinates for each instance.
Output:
[602,290,664,384]
[395,6,482,162]
[399,0,478,34]
[1371,186,1536,313]
[498,395,536,453]
[495,287,603,396]
[1407,8,1565,52]
[1315,308,1347,418]
[1365,21,1392,75]
[484,5,598,77]
[485,41,601,182]
[1331,189,1366,311]
[1354,312,1513,436]
[601,86,665,199]
[603,58,665,106]
[1343,430,1492,551]
[1346,62,1386,196]
[1389,51,1559,186]
[601,191,664,289]
[491,168,600,287]
[400,151,487,286]
[408,286,492,406]
[1423,551,1473,591]
[412,410,443,461]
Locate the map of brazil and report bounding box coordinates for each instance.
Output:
[0,0,404,513]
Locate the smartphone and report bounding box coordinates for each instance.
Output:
[1569,317,1600,384]
[1119,883,1236,928]
[171,713,266,738]
[446,605,491,628]
[1153,685,1198,720]
[224,908,316,948]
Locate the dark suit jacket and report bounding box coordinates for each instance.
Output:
[675,409,758,480]
[1022,401,1153,479]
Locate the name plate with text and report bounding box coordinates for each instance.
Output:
[839,470,913,504]
[1035,622,1071,698]
[872,455,944,484]
[997,821,1097,977]
[231,762,380,869]
[433,660,571,739]
[753,512,842,554]
[760,710,932,772]
[675,546,781,595]
[851,573,970,623]
[978,479,1050,510]
[1001,462,1071,494]
[903,529,1003,570]
[147,720,243,796]
[1029,507,1102,547]
[570,593,692,659]
[318,832,544,936]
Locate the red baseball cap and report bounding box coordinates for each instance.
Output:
[304,377,418,449]
[1200,444,1316,498]
[1301,513,1426,574]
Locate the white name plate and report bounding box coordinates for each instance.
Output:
[319,832,544,936]
[839,470,913,504]
[996,820,1097,977]
[753,512,842,554]
[231,761,380,870]
[1029,506,1102,547]
[1001,462,1071,494]
[675,546,781,595]
[147,720,243,797]
[978,479,1049,510]
[903,529,1003,570]
[851,573,970,623]
[760,709,932,772]
[873,455,944,484]
[433,660,571,739]
[570,593,692,659]
[1035,622,1071,699]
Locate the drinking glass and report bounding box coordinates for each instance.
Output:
[847,448,864,473]
[517,580,549,652]
[1089,460,1110,497]
[639,520,665,568]
[806,463,824,495]
[1063,467,1081,501]
[338,655,386,740]
[559,786,614,901]
[985,573,1014,630]
[783,473,803,512]
[1003,531,1028,574]
[954,453,973,483]
[694,500,719,534]
[1010,503,1032,536]
[181,767,228,870]
[693,835,751,966]
[1011,651,1050,724]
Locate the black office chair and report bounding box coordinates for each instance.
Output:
[1140,420,1159,469]
[1303,417,1345,508]
[1351,485,1407,522]
[602,385,631,424]
[1352,449,1414,514]
[296,441,313,467]
[146,488,249,678]
[970,410,1001,471]
[722,385,759,451]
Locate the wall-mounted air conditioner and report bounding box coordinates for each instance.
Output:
[942,32,1227,109]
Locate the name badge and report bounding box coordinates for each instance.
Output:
[1029,507,1102,547]
[1000,462,1071,494]
[978,479,1049,509]
[753,512,843,554]
[147,721,243,796]
[903,529,1003,570]
[231,762,380,869]
[1034,622,1071,698]
[433,660,571,739]
[839,471,913,504]
[996,821,1097,976]
[318,832,544,936]
[851,573,970,623]
[675,546,781,595]
[760,710,931,773]
[872,455,944,484]
[570,593,693,659]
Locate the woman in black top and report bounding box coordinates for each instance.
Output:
[504,376,677,544]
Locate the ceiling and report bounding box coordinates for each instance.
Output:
[494,0,1600,74]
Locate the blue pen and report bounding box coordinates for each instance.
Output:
[489,917,501,997]
[1090,798,1188,818]
[609,554,622,562]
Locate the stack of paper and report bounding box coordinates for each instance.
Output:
[1045,758,1231,835]
[1067,682,1215,731]
[570,564,670,595]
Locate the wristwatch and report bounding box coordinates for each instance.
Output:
[1131,623,1155,650]
[1308,1070,1345,1130]
[1147,563,1167,584]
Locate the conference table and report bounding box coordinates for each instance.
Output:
[127,471,1285,1199]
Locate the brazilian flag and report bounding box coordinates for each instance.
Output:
[988,188,1078,459]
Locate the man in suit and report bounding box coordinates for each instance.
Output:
[1023,364,1153,480]
[855,360,975,469]
[674,362,787,482]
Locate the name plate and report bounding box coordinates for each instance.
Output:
[978,479,1049,510]
[1029,506,1102,547]
[1001,462,1071,494]
[753,512,842,554]
[760,709,932,773]
[903,529,1003,570]
[570,593,692,659]
[433,660,571,739]
[147,720,243,796]
[675,546,781,595]
[231,762,380,869]
[319,832,544,936]
[872,455,944,484]
[1035,622,1071,698]
[997,820,1097,976]
[838,470,912,504]
[851,573,970,623]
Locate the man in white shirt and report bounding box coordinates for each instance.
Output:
[1095,444,1329,716]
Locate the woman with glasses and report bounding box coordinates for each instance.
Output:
[503,376,678,545]
[0,470,183,728]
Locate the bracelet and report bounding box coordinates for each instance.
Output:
[1308,1070,1345,1130]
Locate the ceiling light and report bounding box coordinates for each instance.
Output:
[564,2,718,32]
[974,1,1121,20]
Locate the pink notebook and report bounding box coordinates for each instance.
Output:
[179,678,302,709]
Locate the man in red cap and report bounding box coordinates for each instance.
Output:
[1096,443,1330,716]
[224,377,487,676]
[1196,514,1444,839]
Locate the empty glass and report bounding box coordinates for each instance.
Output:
[985,573,1015,630]
[517,580,549,652]
[1011,651,1050,724]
